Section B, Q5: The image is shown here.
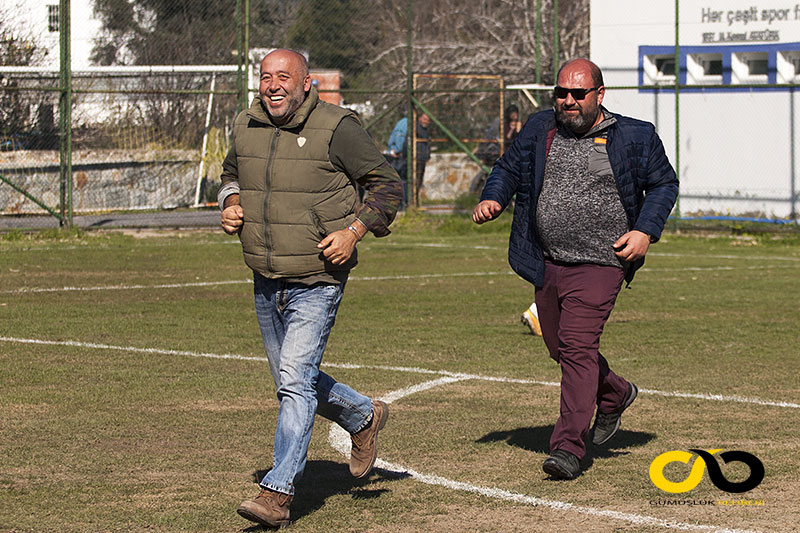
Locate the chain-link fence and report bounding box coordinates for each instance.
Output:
[0,0,581,229]
[1,0,798,230]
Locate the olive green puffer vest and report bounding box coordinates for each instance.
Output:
[233,87,359,278]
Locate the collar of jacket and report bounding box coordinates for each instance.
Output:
[246,85,320,129]
[552,106,617,139]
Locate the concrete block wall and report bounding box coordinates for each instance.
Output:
[0,150,198,214]
[419,153,485,201]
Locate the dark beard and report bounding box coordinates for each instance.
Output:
[556,106,597,134]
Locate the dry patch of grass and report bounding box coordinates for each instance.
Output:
[2,230,798,532]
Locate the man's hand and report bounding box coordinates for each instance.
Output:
[613,230,651,262]
[317,229,358,265]
[221,204,244,235]
[472,200,502,224]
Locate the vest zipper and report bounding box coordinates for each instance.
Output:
[264,127,280,273]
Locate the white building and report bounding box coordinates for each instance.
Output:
[591,0,800,220]
[0,0,102,69]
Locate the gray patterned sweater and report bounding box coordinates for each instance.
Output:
[536,111,629,268]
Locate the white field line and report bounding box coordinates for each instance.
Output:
[0,273,513,294]
[0,336,269,363]
[380,242,506,251]
[0,335,773,531]
[328,383,759,533]
[4,262,799,295]
[650,252,800,262]
[381,242,800,263]
[379,376,469,404]
[1,279,253,294]
[350,271,512,281]
[2,336,798,410]
[0,240,241,253]
[5,237,799,264]
[324,363,800,410]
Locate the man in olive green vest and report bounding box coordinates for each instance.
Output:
[219,49,402,528]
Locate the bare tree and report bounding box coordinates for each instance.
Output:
[353,0,589,143]
[0,12,51,145]
[363,0,589,87]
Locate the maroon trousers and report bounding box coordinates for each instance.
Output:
[535,260,630,460]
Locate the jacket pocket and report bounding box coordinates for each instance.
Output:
[588,143,614,178]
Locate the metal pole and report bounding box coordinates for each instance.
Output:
[59,0,72,227]
[791,87,797,222]
[553,0,559,82]
[244,0,250,104]
[194,73,216,207]
[535,0,541,84]
[499,78,505,157]
[412,74,418,207]
[236,0,243,113]
[673,0,681,228]
[406,0,413,208]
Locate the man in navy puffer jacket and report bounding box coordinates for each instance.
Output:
[473,58,678,480]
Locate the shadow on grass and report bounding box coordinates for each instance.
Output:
[241,460,410,530]
[476,425,656,478]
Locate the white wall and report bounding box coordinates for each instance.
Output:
[590,0,800,219]
[0,0,102,69]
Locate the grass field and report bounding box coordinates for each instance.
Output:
[2,215,799,532]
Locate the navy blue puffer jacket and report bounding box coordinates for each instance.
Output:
[480,109,678,287]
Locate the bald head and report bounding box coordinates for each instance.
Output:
[262,49,309,77]
[553,58,606,135]
[259,49,311,125]
[557,58,604,88]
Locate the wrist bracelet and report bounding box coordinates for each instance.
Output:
[347,225,362,240]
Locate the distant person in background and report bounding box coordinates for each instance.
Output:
[473,58,677,480]
[387,115,408,207]
[413,113,431,205]
[504,104,522,144]
[474,105,524,196]
[386,112,431,207]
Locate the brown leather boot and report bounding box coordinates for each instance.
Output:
[350,400,389,478]
[236,488,292,528]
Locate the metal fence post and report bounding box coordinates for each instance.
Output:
[673,0,681,230]
[244,0,250,105]
[553,0,559,80]
[536,0,542,84]
[59,0,72,228]
[791,87,797,222]
[406,0,413,208]
[236,0,244,113]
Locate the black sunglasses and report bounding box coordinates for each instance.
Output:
[553,86,600,100]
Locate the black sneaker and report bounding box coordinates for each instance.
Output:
[591,382,638,445]
[542,449,581,480]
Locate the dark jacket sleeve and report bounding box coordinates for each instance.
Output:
[479,120,528,208]
[220,144,238,187]
[329,117,402,237]
[632,125,679,242]
[354,162,403,237]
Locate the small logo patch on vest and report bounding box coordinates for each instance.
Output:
[297,137,307,147]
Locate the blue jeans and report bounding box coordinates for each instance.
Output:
[253,274,374,495]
